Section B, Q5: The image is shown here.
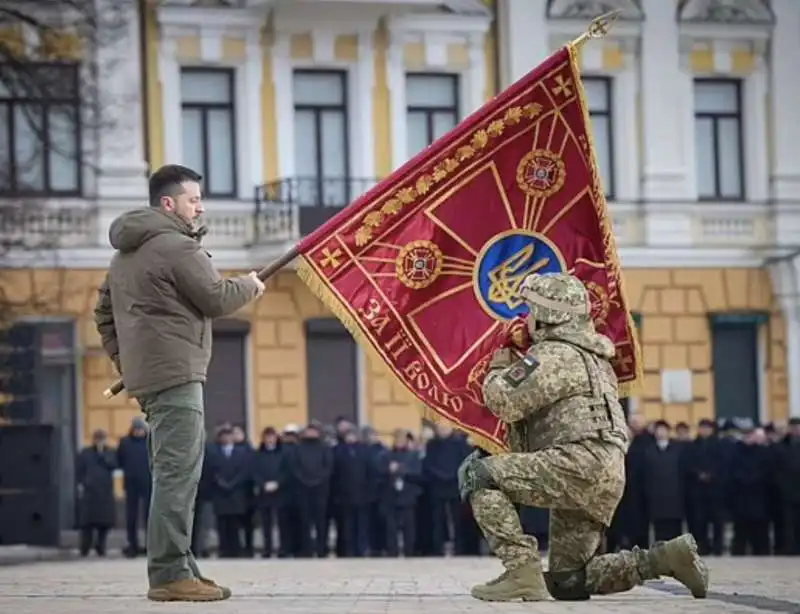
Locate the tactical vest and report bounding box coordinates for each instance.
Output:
[513,341,630,453]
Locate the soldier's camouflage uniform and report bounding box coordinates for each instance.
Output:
[459,272,709,602]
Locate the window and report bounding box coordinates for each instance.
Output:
[694,80,744,200]
[583,77,614,199]
[406,73,459,158]
[292,70,349,207]
[0,63,82,196]
[180,68,236,198]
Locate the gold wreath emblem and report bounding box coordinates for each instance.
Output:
[586,281,610,327]
[515,150,567,199]
[395,240,444,290]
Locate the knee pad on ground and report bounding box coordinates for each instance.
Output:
[544,568,591,601]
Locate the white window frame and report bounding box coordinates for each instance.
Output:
[385,14,491,170]
[179,66,238,199]
[692,78,746,202]
[272,26,376,184]
[581,75,616,201]
[404,72,461,158]
[157,6,264,202]
[290,68,353,206]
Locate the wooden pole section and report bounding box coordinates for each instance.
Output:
[101,10,620,401]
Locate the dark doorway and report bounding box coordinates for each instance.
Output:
[305,318,358,426]
[711,316,760,423]
[29,321,77,532]
[204,319,249,437]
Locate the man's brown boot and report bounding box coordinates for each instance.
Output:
[147,578,229,602]
[199,577,232,599]
[471,561,552,602]
[648,534,709,598]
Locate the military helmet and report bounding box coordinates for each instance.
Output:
[518,272,590,325]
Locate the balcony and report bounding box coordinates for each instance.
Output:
[254,176,380,243]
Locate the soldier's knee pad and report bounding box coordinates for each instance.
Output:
[544,568,591,601]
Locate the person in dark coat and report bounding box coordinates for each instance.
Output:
[362,426,388,556]
[729,428,771,555]
[232,424,255,557]
[209,426,250,558]
[643,420,684,542]
[331,427,373,557]
[76,429,116,556]
[117,417,151,557]
[607,415,652,551]
[251,427,283,558]
[277,424,301,557]
[423,423,470,555]
[775,418,800,555]
[378,429,422,557]
[684,419,725,555]
[414,425,435,555]
[286,423,333,557]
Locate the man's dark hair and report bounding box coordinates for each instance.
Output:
[148,164,202,207]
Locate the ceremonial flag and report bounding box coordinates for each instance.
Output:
[295,44,642,454]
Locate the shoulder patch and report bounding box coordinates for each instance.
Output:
[502,354,540,388]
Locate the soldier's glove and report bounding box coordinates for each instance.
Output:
[501,316,532,350]
[457,449,494,502]
[489,347,516,370]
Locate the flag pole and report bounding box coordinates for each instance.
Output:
[569,9,621,49]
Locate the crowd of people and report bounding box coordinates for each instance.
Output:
[75,414,800,559]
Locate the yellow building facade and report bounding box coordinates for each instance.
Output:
[3,0,800,454]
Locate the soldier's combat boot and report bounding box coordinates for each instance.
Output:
[471,561,552,602]
[647,534,709,598]
[147,578,230,602]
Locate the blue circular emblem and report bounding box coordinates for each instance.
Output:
[474,231,565,321]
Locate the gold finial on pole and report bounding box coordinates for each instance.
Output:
[570,9,622,50]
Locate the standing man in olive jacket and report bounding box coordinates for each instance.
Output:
[94,164,264,602]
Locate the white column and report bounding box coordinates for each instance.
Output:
[241,27,264,196]
[613,56,639,202]
[770,0,800,202]
[272,33,294,178]
[95,0,148,199]
[639,0,688,201]
[386,30,407,171]
[744,64,769,203]
[787,306,800,418]
[465,32,487,114]
[497,0,548,88]
[772,260,800,418]
[356,29,376,179]
[158,37,182,166]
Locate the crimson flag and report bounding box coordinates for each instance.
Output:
[295,44,641,453]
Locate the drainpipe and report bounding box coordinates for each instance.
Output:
[139,0,151,172]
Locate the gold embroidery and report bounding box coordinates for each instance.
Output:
[319,247,343,269]
[355,100,548,242]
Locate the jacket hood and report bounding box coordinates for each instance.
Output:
[109,208,197,253]
[531,317,616,359]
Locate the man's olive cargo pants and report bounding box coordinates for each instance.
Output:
[138,382,206,588]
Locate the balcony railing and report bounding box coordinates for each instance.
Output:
[0,204,98,252]
[254,176,381,243]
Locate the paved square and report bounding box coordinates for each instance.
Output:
[0,556,798,613]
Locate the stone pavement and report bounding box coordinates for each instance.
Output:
[0,556,798,613]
